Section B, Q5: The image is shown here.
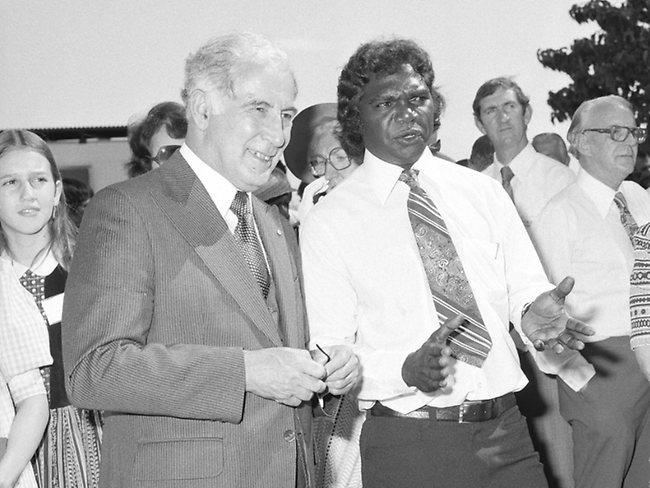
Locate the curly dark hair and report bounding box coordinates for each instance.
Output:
[126,101,187,178]
[337,38,443,161]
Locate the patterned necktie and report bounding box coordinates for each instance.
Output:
[230,191,271,299]
[614,192,638,244]
[500,165,515,202]
[400,169,492,367]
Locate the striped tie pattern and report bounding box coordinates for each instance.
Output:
[230,191,271,299]
[400,169,492,367]
[614,192,638,244]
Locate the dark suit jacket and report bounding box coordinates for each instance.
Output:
[62,153,313,487]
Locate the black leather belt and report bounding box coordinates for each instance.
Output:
[369,393,516,423]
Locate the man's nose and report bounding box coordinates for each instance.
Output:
[263,114,287,148]
[395,100,417,124]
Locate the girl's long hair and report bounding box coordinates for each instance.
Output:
[0,130,76,270]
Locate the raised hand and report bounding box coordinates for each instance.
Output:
[522,276,595,353]
[244,348,327,406]
[401,315,464,392]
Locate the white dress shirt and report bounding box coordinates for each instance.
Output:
[532,168,650,341]
[568,155,581,174]
[482,144,576,228]
[181,145,241,233]
[180,145,270,266]
[301,148,553,414]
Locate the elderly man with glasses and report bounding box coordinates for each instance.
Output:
[531,95,650,488]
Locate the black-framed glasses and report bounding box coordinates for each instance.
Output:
[153,145,181,165]
[582,125,647,144]
[309,147,351,178]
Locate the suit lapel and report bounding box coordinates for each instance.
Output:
[152,154,282,346]
[254,199,302,348]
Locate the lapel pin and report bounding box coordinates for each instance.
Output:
[276,229,282,236]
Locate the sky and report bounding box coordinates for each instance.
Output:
[0,0,596,160]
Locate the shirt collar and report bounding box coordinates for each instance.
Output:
[363,148,435,205]
[576,167,619,218]
[495,143,536,177]
[180,144,243,219]
[4,249,58,278]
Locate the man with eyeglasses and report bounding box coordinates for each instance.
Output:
[532,95,650,488]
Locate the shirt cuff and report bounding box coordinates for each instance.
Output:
[530,349,595,392]
[8,368,46,404]
[631,332,650,350]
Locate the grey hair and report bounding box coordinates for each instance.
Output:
[567,95,634,155]
[181,32,296,105]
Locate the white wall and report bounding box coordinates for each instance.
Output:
[51,140,129,192]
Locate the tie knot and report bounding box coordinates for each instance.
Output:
[614,191,627,208]
[230,191,250,219]
[500,165,515,184]
[399,169,419,189]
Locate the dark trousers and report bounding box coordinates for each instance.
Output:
[517,350,573,488]
[360,404,548,488]
[558,336,650,488]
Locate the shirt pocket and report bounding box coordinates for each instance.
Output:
[457,237,507,307]
[133,437,223,481]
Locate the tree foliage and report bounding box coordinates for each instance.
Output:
[537,0,650,125]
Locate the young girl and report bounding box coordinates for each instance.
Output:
[0,130,102,488]
[0,255,51,488]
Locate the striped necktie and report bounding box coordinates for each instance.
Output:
[230,191,271,299]
[614,192,638,244]
[400,169,492,367]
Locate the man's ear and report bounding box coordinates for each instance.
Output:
[574,132,591,157]
[524,104,533,125]
[474,115,487,136]
[187,89,211,131]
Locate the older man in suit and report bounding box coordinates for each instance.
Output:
[62,32,358,488]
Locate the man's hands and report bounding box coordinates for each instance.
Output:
[522,276,595,353]
[401,315,464,393]
[310,344,360,395]
[244,348,327,407]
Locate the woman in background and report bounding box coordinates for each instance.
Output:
[284,103,363,488]
[0,130,101,487]
[125,101,187,178]
[284,103,361,227]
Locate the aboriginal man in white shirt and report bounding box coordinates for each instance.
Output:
[301,38,593,488]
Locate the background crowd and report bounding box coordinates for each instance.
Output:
[0,13,649,488]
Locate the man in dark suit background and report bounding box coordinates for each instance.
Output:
[62,32,358,488]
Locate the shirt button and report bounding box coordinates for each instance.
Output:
[283,429,295,442]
